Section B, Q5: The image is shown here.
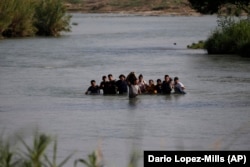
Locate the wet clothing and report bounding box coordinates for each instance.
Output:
[104,80,117,94]
[146,85,156,94]
[86,85,100,94]
[174,82,186,94]
[116,80,128,94]
[138,80,147,93]
[155,84,162,94]
[129,84,140,98]
[100,81,108,94]
[162,81,172,94]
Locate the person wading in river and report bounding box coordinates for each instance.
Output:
[127,72,141,98]
[85,80,100,95]
[174,77,186,94]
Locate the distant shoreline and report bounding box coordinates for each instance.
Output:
[67,8,202,16]
[65,0,201,16]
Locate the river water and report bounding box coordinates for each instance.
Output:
[0,14,250,166]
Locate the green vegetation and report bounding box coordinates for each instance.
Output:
[0,132,73,167]
[34,0,71,36]
[188,0,250,56]
[0,0,71,38]
[74,151,101,167]
[205,17,250,57]
[187,40,205,49]
[0,0,36,38]
[0,132,139,167]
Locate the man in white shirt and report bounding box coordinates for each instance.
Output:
[174,77,186,94]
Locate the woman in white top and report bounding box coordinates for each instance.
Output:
[127,72,141,98]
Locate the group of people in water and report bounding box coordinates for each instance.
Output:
[85,72,186,98]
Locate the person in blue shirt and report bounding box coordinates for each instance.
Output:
[155,79,162,94]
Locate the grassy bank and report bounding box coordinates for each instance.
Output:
[0,0,71,38]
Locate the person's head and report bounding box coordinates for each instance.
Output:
[108,74,113,81]
[139,74,143,81]
[102,75,107,81]
[119,74,125,81]
[157,79,162,85]
[90,80,96,86]
[164,75,170,81]
[149,79,154,85]
[134,79,139,85]
[174,77,179,83]
[127,72,137,84]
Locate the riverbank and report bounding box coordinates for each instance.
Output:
[65,0,200,16]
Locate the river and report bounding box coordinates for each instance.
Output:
[0,14,250,166]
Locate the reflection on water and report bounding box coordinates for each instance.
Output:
[0,14,250,167]
[128,98,141,108]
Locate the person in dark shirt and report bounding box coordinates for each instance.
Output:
[162,75,173,94]
[105,74,117,95]
[100,75,108,95]
[116,74,128,95]
[85,80,100,95]
[155,79,162,94]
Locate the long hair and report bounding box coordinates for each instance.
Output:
[127,72,137,85]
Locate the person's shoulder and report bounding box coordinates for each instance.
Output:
[179,82,184,87]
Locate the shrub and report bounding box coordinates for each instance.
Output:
[0,0,37,37]
[187,40,205,49]
[34,0,72,36]
[238,40,250,57]
[205,17,250,56]
[0,0,15,38]
[0,0,71,38]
